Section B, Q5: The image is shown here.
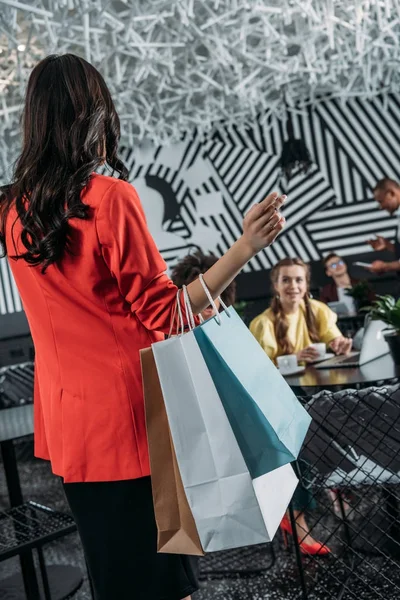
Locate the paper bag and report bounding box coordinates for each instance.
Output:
[140,347,204,555]
[194,307,311,477]
[152,332,298,552]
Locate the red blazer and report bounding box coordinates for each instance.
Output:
[6,174,189,482]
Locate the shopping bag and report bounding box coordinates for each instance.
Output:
[191,275,311,478]
[140,347,204,555]
[152,330,298,553]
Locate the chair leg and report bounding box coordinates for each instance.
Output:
[337,490,352,549]
[37,545,52,600]
[288,502,309,600]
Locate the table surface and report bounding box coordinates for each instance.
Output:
[284,352,400,389]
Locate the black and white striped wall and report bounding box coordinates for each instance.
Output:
[1,94,399,315]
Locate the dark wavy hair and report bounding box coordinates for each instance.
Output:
[171,250,237,307]
[270,257,319,355]
[0,53,128,272]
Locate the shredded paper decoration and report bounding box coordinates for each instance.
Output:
[0,0,400,176]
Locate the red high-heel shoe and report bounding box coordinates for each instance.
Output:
[280,515,331,556]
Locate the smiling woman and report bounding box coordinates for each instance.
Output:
[250,257,352,365]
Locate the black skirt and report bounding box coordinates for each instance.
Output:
[63,476,199,600]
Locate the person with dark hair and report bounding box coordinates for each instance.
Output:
[0,54,286,600]
[171,251,236,320]
[250,257,352,555]
[367,178,400,275]
[320,253,357,312]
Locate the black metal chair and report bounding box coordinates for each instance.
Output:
[285,383,400,600]
[0,379,93,600]
[0,501,85,600]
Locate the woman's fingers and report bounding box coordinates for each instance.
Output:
[261,212,282,233]
[299,347,319,361]
[258,191,280,211]
[302,353,316,363]
[330,338,340,353]
[264,215,285,243]
[242,192,287,251]
[331,336,353,355]
[343,338,353,354]
[249,194,286,227]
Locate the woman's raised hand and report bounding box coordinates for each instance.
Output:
[186,193,286,315]
[241,193,286,255]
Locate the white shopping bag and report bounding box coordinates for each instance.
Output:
[152,328,298,553]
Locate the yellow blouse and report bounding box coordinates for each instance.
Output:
[249,299,342,363]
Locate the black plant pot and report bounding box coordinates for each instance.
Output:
[384,332,400,364]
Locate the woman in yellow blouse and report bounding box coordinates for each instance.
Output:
[250,257,352,556]
[250,257,352,364]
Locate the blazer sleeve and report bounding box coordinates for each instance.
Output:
[96,179,195,333]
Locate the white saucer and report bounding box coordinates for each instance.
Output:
[309,352,335,364]
[279,366,306,376]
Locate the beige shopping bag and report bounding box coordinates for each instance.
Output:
[140,347,204,556]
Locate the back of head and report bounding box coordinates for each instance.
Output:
[373,177,400,194]
[171,250,236,306]
[0,53,128,271]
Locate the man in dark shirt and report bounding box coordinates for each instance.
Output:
[367,178,400,275]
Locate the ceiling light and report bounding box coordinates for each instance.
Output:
[17,44,26,52]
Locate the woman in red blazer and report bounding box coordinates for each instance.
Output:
[0,54,285,600]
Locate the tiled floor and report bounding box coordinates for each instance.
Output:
[1,441,400,599]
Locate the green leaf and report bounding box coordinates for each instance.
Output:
[363,294,400,331]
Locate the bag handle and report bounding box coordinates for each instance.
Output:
[186,274,232,327]
[198,274,233,325]
[182,285,196,330]
[198,274,220,324]
[198,274,230,315]
[168,288,185,338]
[169,274,231,337]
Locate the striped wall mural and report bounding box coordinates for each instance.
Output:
[1,94,399,315]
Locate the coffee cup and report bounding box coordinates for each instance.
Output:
[310,342,326,358]
[277,354,298,374]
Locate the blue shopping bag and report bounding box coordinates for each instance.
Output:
[193,306,311,479]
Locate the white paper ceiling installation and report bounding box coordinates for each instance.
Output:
[0,0,399,175]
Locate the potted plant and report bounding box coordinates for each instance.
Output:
[363,295,400,363]
[345,280,373,311]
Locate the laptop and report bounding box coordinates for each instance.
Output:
[315,319,390,369]
[328,301,350,315]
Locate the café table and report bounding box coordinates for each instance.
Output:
[284,353,400,396]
